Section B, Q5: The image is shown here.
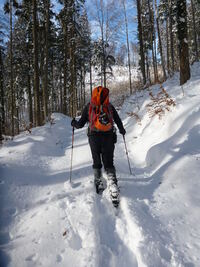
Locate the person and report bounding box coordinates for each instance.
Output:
[71,86,126,205]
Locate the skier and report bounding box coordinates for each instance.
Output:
[71,86,126,206]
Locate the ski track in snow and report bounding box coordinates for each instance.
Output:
[1,64,200,266]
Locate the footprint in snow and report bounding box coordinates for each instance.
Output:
[59,201,67,209]
[56,254,63,263]
[31,212,40,218]
[7,207,18,216]
[67,232,82,251]
[46,190,52,195]
[0,232,11,245]
[25,253,38,262]
[32,238,42,244]
[159,244,172,262]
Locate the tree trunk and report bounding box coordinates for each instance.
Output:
[191,0,199,61]
[83,66,86,106]
[63,25,68,115]
[42,0,50,121]
[89,48,93,96]
[166,18,170,75]
[51,52,54,113]
[32,0,41,126]
[28,58,33,124]
[0,47,5,141]
[154,0,166,80]
[16,92,20,134]
[43,0,50,121]
[147,0,157,83]
[136,0,146,85]
[122,0,132,94]
[177,0,190,85]
[9,0,15,136]
[70,28,75,117]
[60,73,63,113]
[153,34,158,82]
[168,0,174,74]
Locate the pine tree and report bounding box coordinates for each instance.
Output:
[4,0,20,136]
[0,26,5,142]
[177,0,190,85]
[32,0,41,126]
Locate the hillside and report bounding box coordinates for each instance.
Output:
[0,63,200,267]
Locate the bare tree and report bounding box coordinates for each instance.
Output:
[121,0,132,94]
[136,0,146,85]
[154,0,166,80]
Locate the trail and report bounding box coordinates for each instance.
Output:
[1,63,200,266]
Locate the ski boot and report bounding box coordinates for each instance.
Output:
[106,167,120,207]
[94,168,104,194]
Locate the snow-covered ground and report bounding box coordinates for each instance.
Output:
[0,63,200,267]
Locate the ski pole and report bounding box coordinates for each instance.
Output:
[69,126,75,183]
[123,135,132,175]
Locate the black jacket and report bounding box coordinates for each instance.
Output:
[73,103,125,135]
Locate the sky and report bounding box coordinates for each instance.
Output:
[86,0,138,44]
[0,0,138,48]
[0,0,4,11]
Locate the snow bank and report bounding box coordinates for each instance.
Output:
[0,63,200,267]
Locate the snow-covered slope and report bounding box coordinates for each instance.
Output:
[0,63,200,267]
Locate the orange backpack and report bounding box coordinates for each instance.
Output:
[89,86,113,132]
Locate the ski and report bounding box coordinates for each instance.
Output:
[95,178,105,195]
[95,176,120,208]
[109,189,120,208]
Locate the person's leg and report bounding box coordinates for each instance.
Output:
[101,133,115,169]
[101,134,118,185]
[101,134,119,206]
[88,135,104,193]
[88,135,102,169]
[93,168,104,193]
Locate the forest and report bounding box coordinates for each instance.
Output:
[0,0,199,140]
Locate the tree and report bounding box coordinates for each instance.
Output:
[136,0,146,85]
[177,0,190,85]
[32,0,41,126]
[4,0,20,136]
[188,0,199,61]
[0,46,5,142]
[89,0,119,87]
[154,0,166,80]
[43,0,50,121]
[121,0,132,94]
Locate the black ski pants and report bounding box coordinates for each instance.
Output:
[88,133,115,170]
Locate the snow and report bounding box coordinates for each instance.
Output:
[1,63,200,267]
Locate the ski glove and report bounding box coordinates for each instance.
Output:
[71,118,77,128]
[119,128,126,136]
